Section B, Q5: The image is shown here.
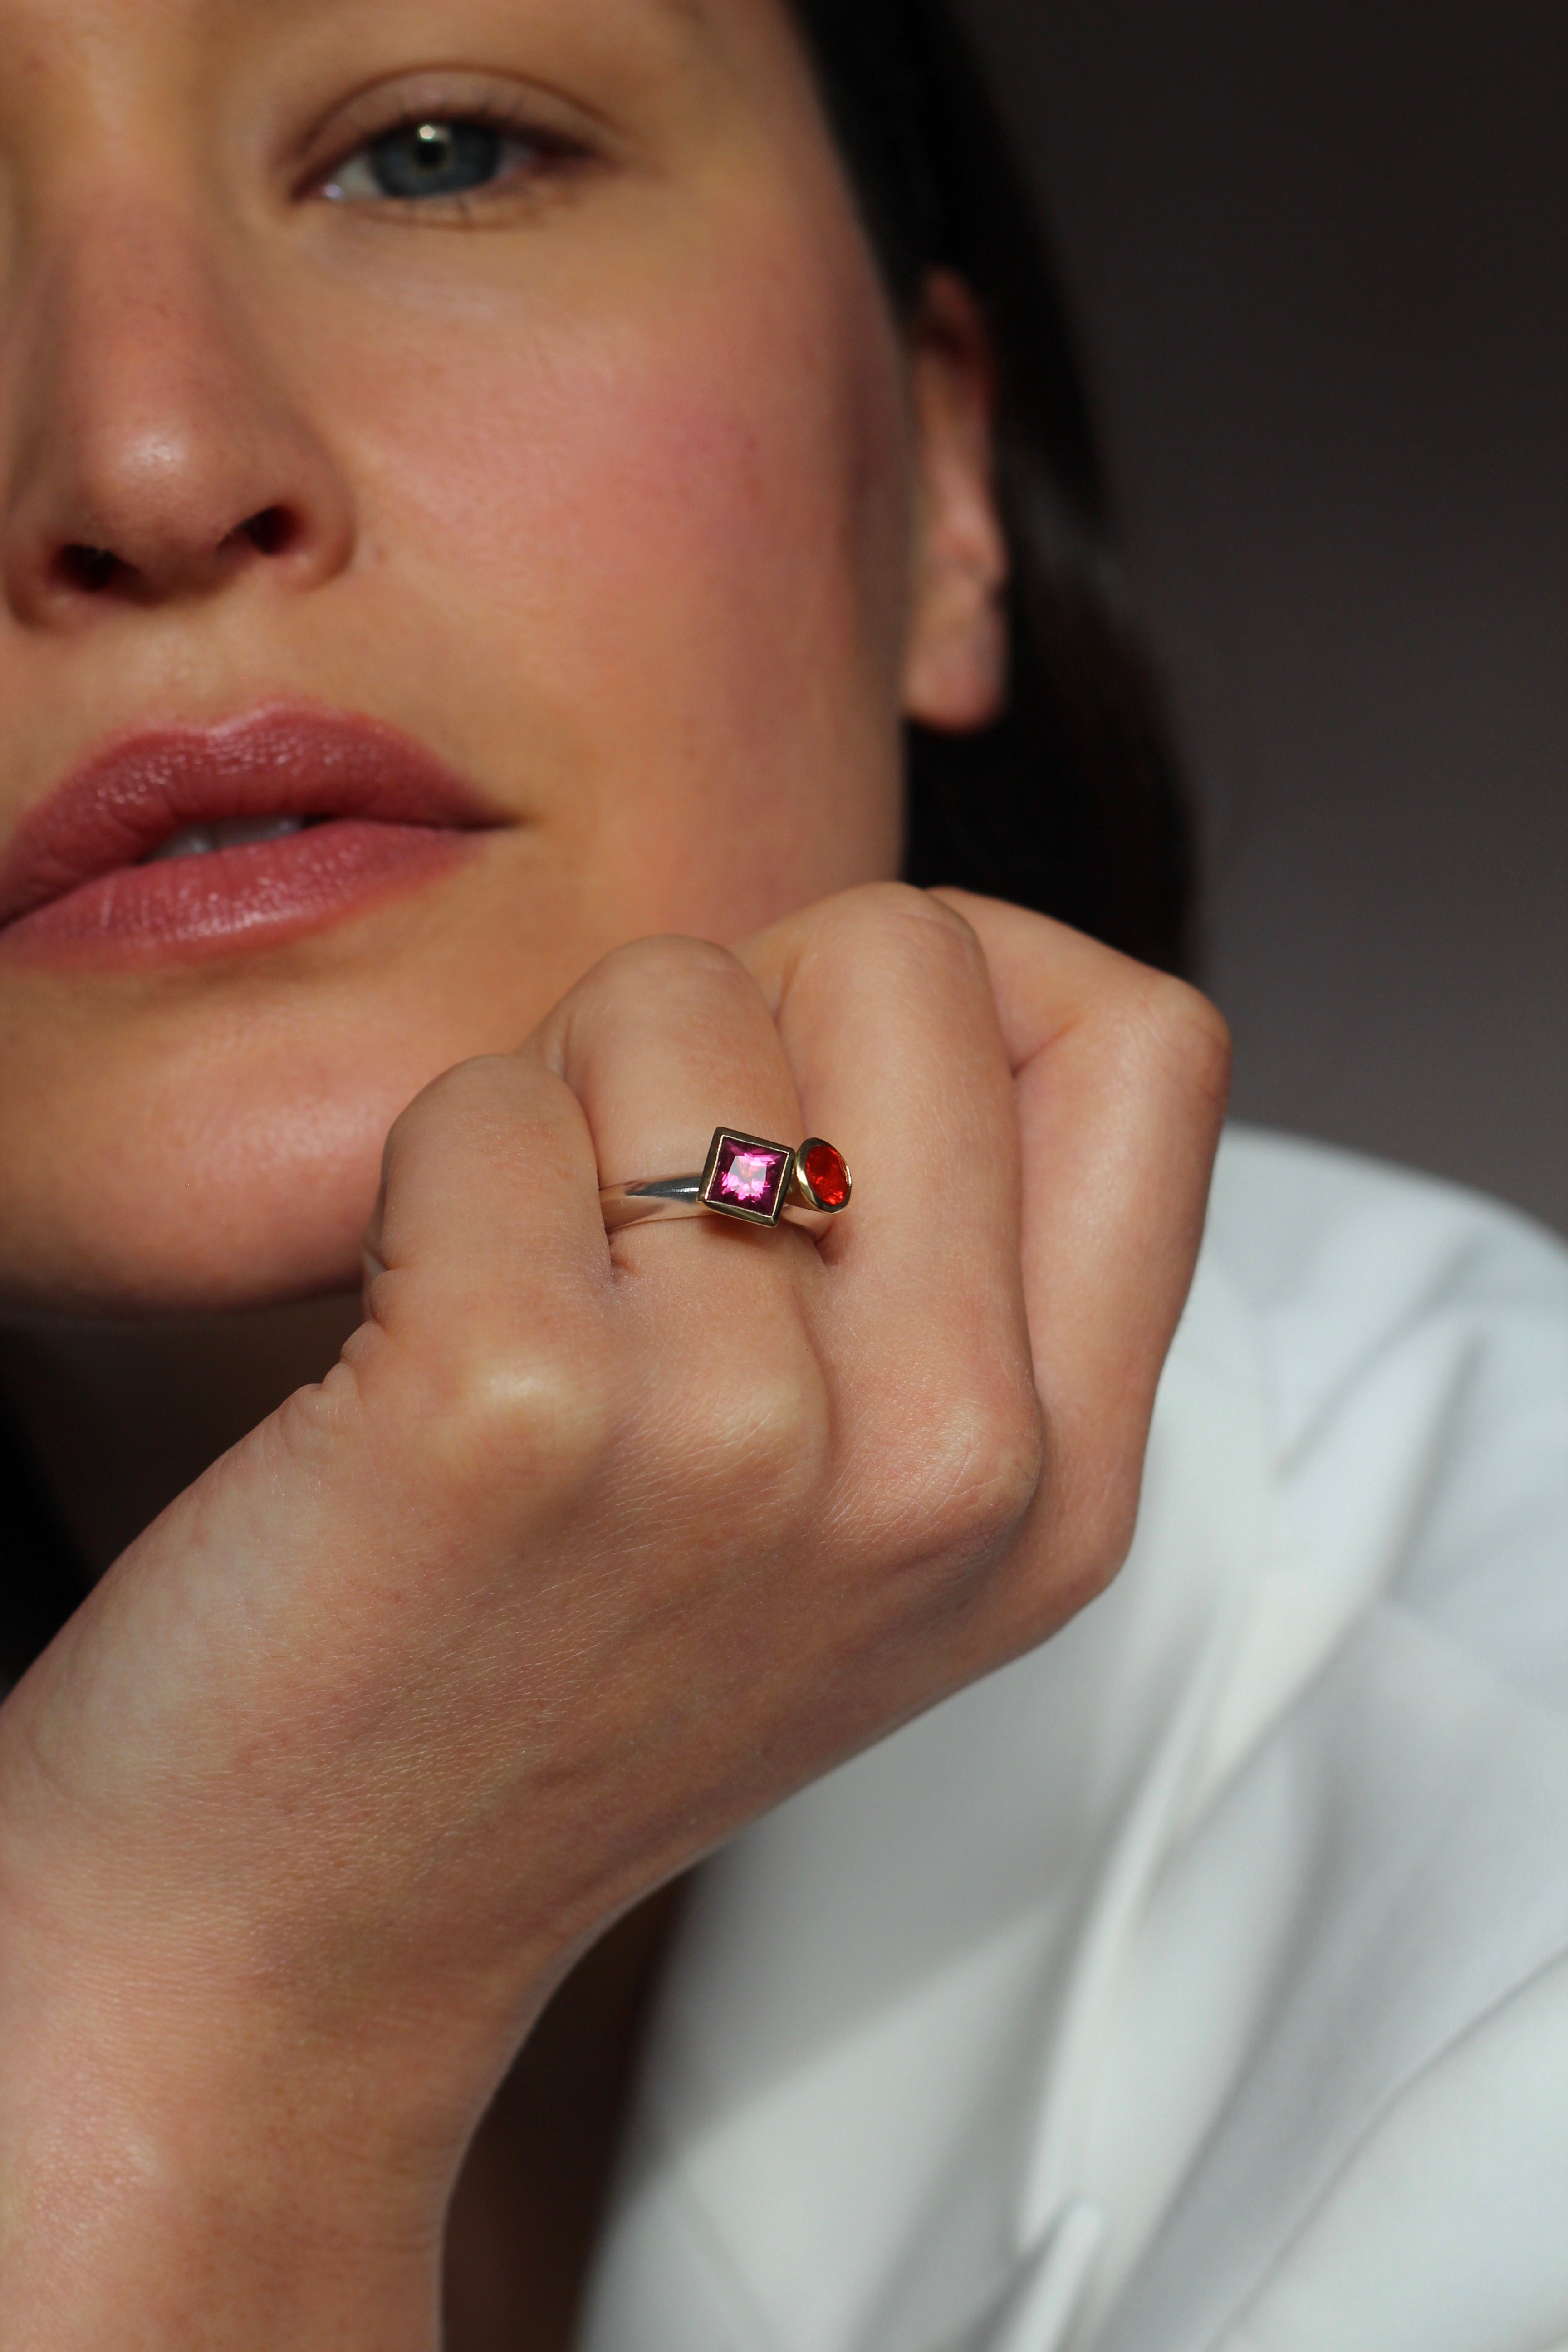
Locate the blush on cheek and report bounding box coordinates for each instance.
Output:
[375,225,910,838]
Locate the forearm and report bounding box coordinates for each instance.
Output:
[1,2155,441,2352]
[0,1994,451,2352]
[0,1517,560,2347]
[0,1878,461,2352]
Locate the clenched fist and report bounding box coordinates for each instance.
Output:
[0,887,1228,2349]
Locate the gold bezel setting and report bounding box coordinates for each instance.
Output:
[792,1136,852,1215]
[601,1130,853,1233]
[699,1128,794,1226]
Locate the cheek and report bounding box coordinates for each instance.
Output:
[333,233,911,909]
[0,229,915,1313]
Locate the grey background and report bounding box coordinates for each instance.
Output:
[969,0,1567,1234]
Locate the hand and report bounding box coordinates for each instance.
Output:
[0,886,1227,2346]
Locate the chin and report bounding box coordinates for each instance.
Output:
[0,1086,392,1323]
[0,943,532,1319]
[0,1182,372,1323]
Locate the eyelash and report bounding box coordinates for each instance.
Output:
[317,99,592,213]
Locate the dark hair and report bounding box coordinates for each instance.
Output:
[787,0,1194,975]
[0,1406,84,1686]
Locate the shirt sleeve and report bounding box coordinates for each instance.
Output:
[1219,1953,1568,2352]
[1182,1131,1568,2352]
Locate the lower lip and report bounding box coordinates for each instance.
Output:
[0,819,479,965]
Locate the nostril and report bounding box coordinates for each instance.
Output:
[238,505,297,557]
[58,544,122,594]
[46,505,309,603]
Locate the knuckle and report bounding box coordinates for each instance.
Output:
[1129,974,1233,1110]
[1057,1470,1144,1618]
[890,1367,1044,1580]
[561,935,775,1083]
[379,1054,524,1183]
[587,931,752,1014]
[812,880,986,980]
[980,1441,1147,1660]
[412,1338,617,1516]
[678,1348,831,1527]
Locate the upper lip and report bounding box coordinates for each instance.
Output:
[0,704,503,931]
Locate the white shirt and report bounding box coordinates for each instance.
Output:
[581,1129,1568,2352]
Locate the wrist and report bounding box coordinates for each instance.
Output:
[0,1688,578,2345]
[1,2141,441,2352]
[0,1970,448,2350]
[0,1857,471,2351]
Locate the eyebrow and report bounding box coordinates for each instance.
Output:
[641,0,719,54]
[235,0,716,37]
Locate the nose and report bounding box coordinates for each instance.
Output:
[0,206,355,625]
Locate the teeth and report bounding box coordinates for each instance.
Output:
[146,815,309,863]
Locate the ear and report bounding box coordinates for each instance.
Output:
[900,271,1009,733]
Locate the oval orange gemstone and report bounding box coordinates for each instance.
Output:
[800,1140,850,1210]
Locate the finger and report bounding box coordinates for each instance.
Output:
[936,889,1231,1573]
[522,936,821,1378]
[527,935,804,1215]
[738,886,1041,1537]
[360,1050,614,1386]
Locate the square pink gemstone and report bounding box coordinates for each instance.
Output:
[707,1133,789,1220]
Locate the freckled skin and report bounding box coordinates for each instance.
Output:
[0,0,925,1316]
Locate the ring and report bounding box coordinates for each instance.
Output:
[600,1128,852,1232]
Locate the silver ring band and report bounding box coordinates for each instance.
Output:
[600,1129,851,1233]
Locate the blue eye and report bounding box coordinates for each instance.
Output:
[324,117,549,206]
[367,120,503,200]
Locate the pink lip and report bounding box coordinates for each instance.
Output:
[0,706,504,965]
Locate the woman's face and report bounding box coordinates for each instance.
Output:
[0,0,1002,1315]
